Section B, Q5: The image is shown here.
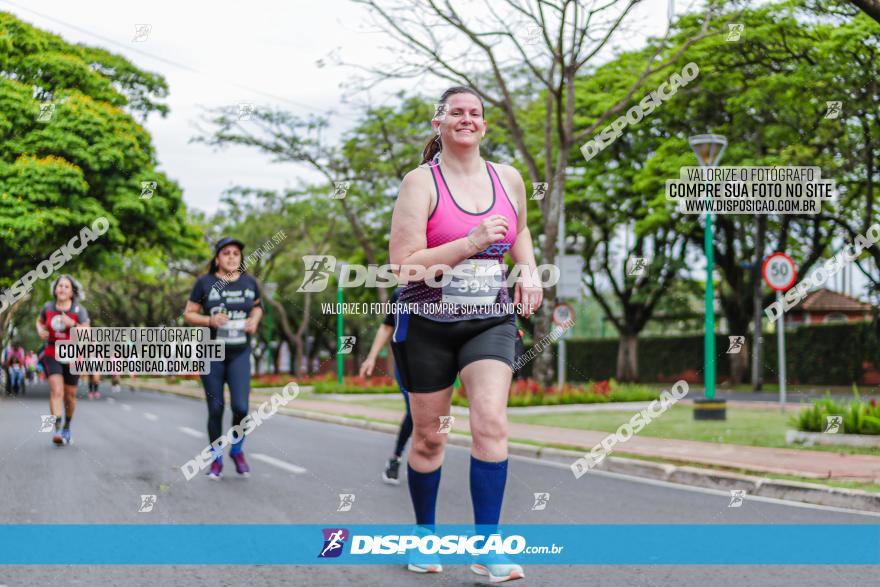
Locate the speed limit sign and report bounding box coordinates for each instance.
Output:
[552,303,575,327]
[762,252,797,292]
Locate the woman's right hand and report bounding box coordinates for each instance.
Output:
[469,215,509,250]
[37,325,49,340]
[359,357,376,377]
[209,313,229,328]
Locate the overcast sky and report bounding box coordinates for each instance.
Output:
[1,0,681,215]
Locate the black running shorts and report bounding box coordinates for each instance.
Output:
[390,313,516,393]
[42,355,79,386]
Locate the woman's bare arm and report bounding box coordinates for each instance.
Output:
[183,301,212,327]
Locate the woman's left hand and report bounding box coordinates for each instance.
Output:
[244,316,259,334]
[514,281,543,318]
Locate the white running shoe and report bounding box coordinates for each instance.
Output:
[470,558,524,583]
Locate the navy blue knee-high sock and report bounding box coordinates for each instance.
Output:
[407,464,441,530]
[470,456,508,535]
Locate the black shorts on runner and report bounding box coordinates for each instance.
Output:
[390,314,516,393]
[42,355,79,386]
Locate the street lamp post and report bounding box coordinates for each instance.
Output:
[688,134,727,421]
[336,262,348,384]
[263,282,278,373]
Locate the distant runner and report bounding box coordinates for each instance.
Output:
[358,288,412,485]
[184,237,263,479]
[87,373,101,400]
[3,339,26,396]
[36,275,90,446]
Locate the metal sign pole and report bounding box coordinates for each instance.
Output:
[776,290,786,410]
[557,202,566,391]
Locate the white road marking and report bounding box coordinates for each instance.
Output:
[251,453,307,474]
[121,404,132,411]
[144,412,159,421]
[178,426,205,439]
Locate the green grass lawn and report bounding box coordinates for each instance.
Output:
[507,404,880,456]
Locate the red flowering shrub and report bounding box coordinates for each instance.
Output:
[589,379,612,396]
[510,378,542,396]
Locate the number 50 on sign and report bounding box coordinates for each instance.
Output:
[762,252,797,292]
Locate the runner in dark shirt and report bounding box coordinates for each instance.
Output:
[183,237,263,479]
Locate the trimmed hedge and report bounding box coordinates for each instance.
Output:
[530,321,880,385]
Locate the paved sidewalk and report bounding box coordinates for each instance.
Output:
[130,380,880,483]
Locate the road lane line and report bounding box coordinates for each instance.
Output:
[121,404,132,411]
[251,453,307,474]
[144,412,159,421]
[178,426,205,439]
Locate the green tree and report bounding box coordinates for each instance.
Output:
[0,13,202,343]
[615,0,877,385]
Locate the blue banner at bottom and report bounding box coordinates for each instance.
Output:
[0,525,877,565]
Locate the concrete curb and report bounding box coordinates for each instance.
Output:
[132,381,880,514]
[786,429,880,448]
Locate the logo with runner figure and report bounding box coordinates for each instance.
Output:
[138,495,157,513]
[726,336,745,354]
[437,415,455,434]
[824,415,843,434]
[531,492,550,511]
[337,494,356,512]
[318,528,349,558]
[337,336,356,355]
[39,415,57,432]
[728,489,746,508]
[298,256,336,293]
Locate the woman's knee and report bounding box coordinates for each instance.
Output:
[206,398,224,417]
[471,415,508,445]
[411,430,446,458]
[228,385,250,415]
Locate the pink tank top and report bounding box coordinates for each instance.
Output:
[399,159,519,322]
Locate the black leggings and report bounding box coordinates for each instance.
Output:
[200,345,251,449]
[394,389,413,457]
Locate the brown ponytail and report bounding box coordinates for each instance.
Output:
[420,86,485,165]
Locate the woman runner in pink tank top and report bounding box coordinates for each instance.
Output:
[389,86,542,582]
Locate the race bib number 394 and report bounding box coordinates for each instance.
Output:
[441,259,504,307]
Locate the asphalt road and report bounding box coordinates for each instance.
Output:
[0,381,876,586]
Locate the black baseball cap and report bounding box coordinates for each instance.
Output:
[214,237,245,255]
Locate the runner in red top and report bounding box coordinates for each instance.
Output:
[35,275,90,446]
